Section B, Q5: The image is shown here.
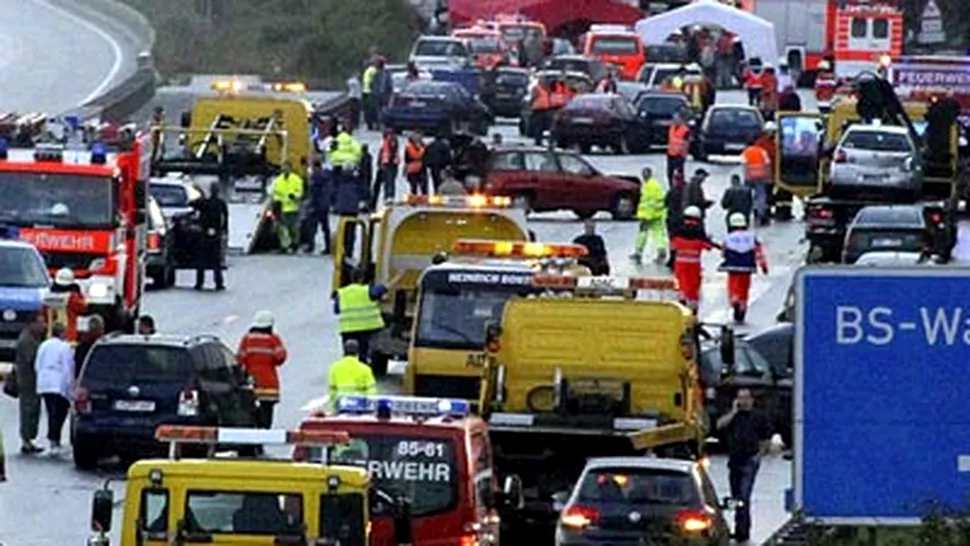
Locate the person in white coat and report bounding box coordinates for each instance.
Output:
[34,323,75,455]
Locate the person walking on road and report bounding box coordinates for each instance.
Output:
[742,140,773,226]
[34,323,75,455]
[332,165,367,253]
[193,182,229,289]
[307,159,333,255]
[719,213,769,323]
[404,132,428,195]
[666,113,691,184]
[720,174,753,229]
[630,167,667,265]
[328,338,378,410]
[663,169,687,270]
[716,387,772,543]
[15,312,46,454]
[671,206,720,314]
[333,268,387,367]
[237,310,288,428]
[272,161,305,254]
[372,128,400,209]
[425,132,452,194]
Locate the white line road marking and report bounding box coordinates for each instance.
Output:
[30,0,123,105]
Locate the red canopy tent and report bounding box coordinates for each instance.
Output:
[449,0,645,36]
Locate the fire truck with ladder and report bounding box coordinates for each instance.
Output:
[0,113,150,332]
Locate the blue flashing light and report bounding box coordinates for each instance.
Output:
[0,137,7,160]
[91,142,107,165]
[63,115,80,132]
[0,224,18,239]
[335,395,471,418]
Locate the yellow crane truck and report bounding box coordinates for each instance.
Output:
[333,196,530,376]
[476,274,707,538]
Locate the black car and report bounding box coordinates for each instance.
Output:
[555,457,731,546]
[634,91,692,147]
[699,324,794,448]
[145,196,177,288]
[382,80,492,135]
[692,105,764,160]
[543,54,610,83]
[484,67,530,118]
[842,204,932,264]
[553,93,652,154]
[71,334,258,468]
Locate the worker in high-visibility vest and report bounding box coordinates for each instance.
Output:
[742,141,773,226]
[666,113,691,184]
[333,268,387,366]
[328,338,378,411]
[271,161,305,253]
[630,166,667,265]
[43,268,87,344]
[719,213,769,324]
[372,128,400,208]
[404,132,427,195]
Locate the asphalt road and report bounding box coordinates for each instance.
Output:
[0,0,139,114]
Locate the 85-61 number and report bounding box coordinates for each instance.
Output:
[397,441,445,458]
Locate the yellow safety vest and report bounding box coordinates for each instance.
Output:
[337,284,385,333]
[637,177,666,221]
[328,356,378,409]
[331,132,363,169]
[272,173,304,213]
[362,66,378,94]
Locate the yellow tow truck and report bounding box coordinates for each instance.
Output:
[86,424,415,546]
[405,239,591,401]
[333,195,530,376]
[476,274,707,537]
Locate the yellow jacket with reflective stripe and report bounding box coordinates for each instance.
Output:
[362,66,378,94]
[272,173,304,213]
[328,356,377,408]
[337,284,385,333]
[637,177,666,221]
[331,132,363,169]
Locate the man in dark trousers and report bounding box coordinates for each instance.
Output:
[572,219,609,275]
[306,159,333,254]
[720,174,753,228]
[15,312,46,454]
[663,169,687,269]
[193,182,228,291]
[424,132,452,193]
[359,144,374,207]
[716,387,772,543]
[332,165,366,254]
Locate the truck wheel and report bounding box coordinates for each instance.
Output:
[611,193,637,220]
[369,352,389,378]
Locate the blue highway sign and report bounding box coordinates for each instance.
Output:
[795,267,970,523]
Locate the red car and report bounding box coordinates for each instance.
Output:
[482,145,640,219]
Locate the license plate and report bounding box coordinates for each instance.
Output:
[114,400,156,412]
[724,143,744,151]
[873,238,902,248]
[572,117,594,124]
[862,173,887,180]
[409,101,426,108]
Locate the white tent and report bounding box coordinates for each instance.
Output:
[634,0,779,64]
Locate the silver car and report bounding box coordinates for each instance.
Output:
[828,125,922,197]
[408,36,473,69]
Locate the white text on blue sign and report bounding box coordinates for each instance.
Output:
[836,306,970,346]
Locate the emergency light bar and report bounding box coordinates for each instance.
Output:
[403,194,511,208]
[210,80,244,93]
[154,425,350,446]
[532,274,678,292]
[335,395,471,418]
[269,82,307,93]
[452,239,588,259]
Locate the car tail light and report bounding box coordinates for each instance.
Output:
[147,232,161,251]
[178,386,199,416]
[459,534,478,546]
[560,505,600,529]
[74,386,91,414]
[834,150,848,163]
[929,212,942,224]
[809,207,833,220]
[676,509,712,533]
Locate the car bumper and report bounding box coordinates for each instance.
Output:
[701,136,749,155]
[73,414,201,452]
[829,174,919,192]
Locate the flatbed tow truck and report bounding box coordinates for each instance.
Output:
[774,72,960,263]
[476,274,707,539]
[333,196,530,376]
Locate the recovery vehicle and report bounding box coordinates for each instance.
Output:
[332,195,530,376]
[0,116,150,332]
[405,239,590,402]
[477,274,707,538]
[773,72,960,262]
[297,394,525,546]
[85,424,414,546]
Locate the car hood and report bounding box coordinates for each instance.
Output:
[0,286,47,311]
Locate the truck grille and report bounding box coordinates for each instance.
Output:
[413,374,480,400]
[41,252,103,270]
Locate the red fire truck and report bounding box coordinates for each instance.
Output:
[0,117,150,331]
[295,395,524,546]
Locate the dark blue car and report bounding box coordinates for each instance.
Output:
[71,334,257,468]
[383,80,492,136]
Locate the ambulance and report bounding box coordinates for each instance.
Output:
[296,395,524,546]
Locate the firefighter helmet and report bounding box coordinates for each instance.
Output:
[764,121,778,132]
[818,60,831,71]
[683,206,702,219]
[252,310,274,329]
[54,268,75,287]
[729,212,748,228]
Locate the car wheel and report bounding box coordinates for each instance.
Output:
[572,209,595,220]
[579,143,592,154]
[611,193,637,220]
[72,433,100,470]
[512,193,534,213]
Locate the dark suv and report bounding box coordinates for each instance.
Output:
[71,334,257,469]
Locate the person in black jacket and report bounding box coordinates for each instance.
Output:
[424,133,452,193]
[720,174,753,228]
[778,85,801,112]
[663,169,687,269]
[573,219,610,275]
[193,183,228,291]
[358,144,374,207]
[305,159,332,254]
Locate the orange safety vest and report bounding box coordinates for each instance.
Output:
[742,145,771,180]
[405,141,425,175]
[379,136,399,166]
[667,124,690,158]
[815,72,837,101]
[237,331,288,391]
[532,84,553,111]
[43,291,87,343]
[549,84,570,108]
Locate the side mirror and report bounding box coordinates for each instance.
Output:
[551,490,570,512]
[485,323,502,352]
[90,487,114,533]
[394,497,413,546]
[719,325,735,367]
[503,475,525,510]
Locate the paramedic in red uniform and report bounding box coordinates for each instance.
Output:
[814,60,837,112]
[671,206,720,314]
[719,213,768,324]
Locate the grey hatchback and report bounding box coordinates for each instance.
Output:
[842,205,931,265]
[829,125,922,199]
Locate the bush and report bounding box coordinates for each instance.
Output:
[121,0,421,87]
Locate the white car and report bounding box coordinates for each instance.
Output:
[409,36,473,69]
[854,251,932,266]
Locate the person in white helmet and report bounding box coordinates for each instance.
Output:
[718,213,768,323]
[776,58,793,91]
[670,206,720,313]
[236,310,288,428]
[44,268,87,344]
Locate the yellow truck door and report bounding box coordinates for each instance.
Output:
[332,217,374,292]
[775,113,825,198]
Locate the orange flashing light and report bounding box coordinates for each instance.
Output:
[403,194,511,208]
[154,425,349,446]
[270,82,307,93]
[452,239,588,259]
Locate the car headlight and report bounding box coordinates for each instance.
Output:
[88,283,109,298]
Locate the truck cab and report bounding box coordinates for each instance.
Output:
[580,25,645,81]
[477,274,706,538]
[86,425,380,546]
[332,196,529,376]
[406,239,590,401]
[296,395,523,546]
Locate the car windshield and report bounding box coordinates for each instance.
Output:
[497,70,529,86]
[184,491,304,536]
[0,172,114,228]
[469,37,502,53]
[307,435,457,517]
[0,246,49,287]
[578,468,697,505]
[150,183,192,208]
[591,36,639,55]
[651,67,680,85]
[710,109,761,130]
[545,58,589,73]
[638,96,687,116]
[414,40,467,57]
[415,287,523,349]
[80,345,191,387]
[841,131,912,152]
